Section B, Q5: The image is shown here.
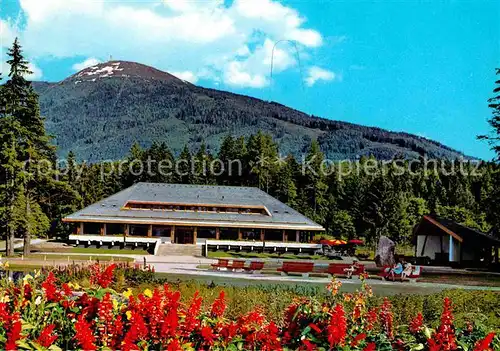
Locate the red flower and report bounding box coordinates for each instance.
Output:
[23,284,32,301]
[97,293,115,347]
[351,333,367,347]
[365,307,378,331]
[327,304,347,347]
[42,272,61,302]
[75,314,97,351]
[183,292,202,335]
[90,263,116,288]
[409,313,424,334]
[201,326,215,345]
[379,298,394,339]
[429,297,457,351]
[5,318,22,351]
[62,283,73,296]
[301,339,316,351]
[166,339,182,351]
[363,342,376,351]
[474,332,496,351]
[211,291,226,318]
[37,324,58,348]
[308,323,322,334]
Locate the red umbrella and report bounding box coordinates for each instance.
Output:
[349,239,364,245]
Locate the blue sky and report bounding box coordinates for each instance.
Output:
[1,0,499,159]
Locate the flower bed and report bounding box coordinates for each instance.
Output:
[0,264,497,350]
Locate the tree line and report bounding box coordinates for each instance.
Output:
[1,39,499,256]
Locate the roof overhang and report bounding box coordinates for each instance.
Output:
[422,215,464,243]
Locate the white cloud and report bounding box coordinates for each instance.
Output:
[26,62,43,80]
[6,0,331,88]
[224,61,267,88]
[171,70,198,83]
[72,57,101,71]
[0,19,18,48]
[305,66,335,87]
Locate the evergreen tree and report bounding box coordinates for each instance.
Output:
[246,132,278,192]
[177,145,193,184]
[0,117,25,256]
[478,68,500,159]
[274,155,298,206]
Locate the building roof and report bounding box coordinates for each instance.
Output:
[415,215,500,246]
[63,183,325,231]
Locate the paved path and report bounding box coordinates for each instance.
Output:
[146,260,500,295]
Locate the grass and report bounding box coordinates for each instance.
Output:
[28,246,149,256]
[26,254,134,262]
[67,247,149,255]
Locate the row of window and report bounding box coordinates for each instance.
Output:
[123,201,269,216]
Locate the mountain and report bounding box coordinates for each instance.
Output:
[33,60,468,162]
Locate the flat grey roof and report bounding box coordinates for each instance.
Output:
[63,183,325,231]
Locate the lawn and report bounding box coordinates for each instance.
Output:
[26,253,134,262]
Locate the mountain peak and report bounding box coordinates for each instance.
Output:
[67,60,184,84]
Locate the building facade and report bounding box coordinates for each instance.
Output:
[63,183,325,250]
[414,215,500,268]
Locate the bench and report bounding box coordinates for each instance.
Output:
[227,260,245,271]
[211,259,229,270]
[244,261,265,273]
[379,265,422,283]
[327,263,365,278]
[278,262,315,277]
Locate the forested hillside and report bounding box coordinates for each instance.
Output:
[34,61,468,162]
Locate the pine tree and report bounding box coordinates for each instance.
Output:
[1,39,59,254]
[274,155,298,206]
[478,68,500,159]
[177,145,193,184]
[0,117,25,256]
[246,131,278,192]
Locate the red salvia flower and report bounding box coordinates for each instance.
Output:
[301,339,316,351]
[365,307,378,331]
[201,326,215,345]
[474,332,496,351]
[327,304,347,347]
[74,314,97,351]
[42,272,61,302]
[430,297,457,351]
[62,283,73,296]
[351,333,367,347]
[409,312,424,334]
[5,317,22,351]
[166,338,182,351]
[37,324,58,348]
[183,292,202,335]
[363,342,376,351]
[379,298,394,339]
[211,291,226,318]
[97,293,115,347]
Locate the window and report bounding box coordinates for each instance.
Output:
[123,201,269,216]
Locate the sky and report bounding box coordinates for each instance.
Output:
[0,0,499,160]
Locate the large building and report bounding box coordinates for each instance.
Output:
[63,183,325,253]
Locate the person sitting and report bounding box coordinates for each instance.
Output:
[401,262,413,281]
[389,261,403,282]
[344,259,359,279]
